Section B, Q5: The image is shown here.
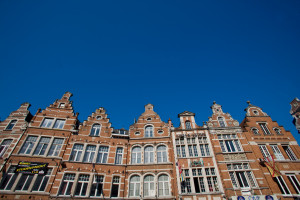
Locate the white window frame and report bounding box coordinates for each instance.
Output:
[0,139,13,157]
[41,118,65,129]
[275,176,291,195]
[158,174,170,196]
[33,137,51,156]
[283,145,297,161]
[259,123,271,135]
[58,173,76,196]
[47,138,64,157]
[53,119,66,129]
[19,136,38,155]
[110,176,120,197]
[83,145,96,163]
[144,175,155,197]
[185,121,192,129]
[145,125,154,138]
[70,144,84,161]
[157,145,168,163]
[218,117,226,127]
[259,145,271,159]
[90,124,101,136]
[287,174,300,194]
[129,175,140,197]
[90,175,104,197]
[270,145,285,160]
[115,147,123,165]
[74,174,90,197]
[131,146,142,164]
[5,119,17,130]
[96,146,109,163]
[32,168,52,192]
[144,146,154,164]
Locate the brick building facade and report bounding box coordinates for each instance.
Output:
[290,98,300,134]
[0,92,299,200]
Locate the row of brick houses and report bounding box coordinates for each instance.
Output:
[0,92,299,200]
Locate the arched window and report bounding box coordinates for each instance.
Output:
[131,146,141,164]
[252,128,259,135]
[144,175,155,197]
[158,175,170,196]
[129,176,140,197]
[145,125,153,138]
[6,120,17,130]
[144,146,154,163]
[185,121,192,129]
[218,117,226,127]
[90,124,101,136]
[157,145,167,163]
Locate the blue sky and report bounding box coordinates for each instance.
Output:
[0,1,299,142]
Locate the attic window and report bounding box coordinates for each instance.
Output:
[147,118,152,121]
[158,130,164,134]
[96,116,102,120]
[59,103,65,108]
[119,130,125,135]
[253,110,259,115]
[135,132,140,135]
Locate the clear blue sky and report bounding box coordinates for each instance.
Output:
[0,1,299,142]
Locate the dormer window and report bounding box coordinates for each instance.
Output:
[90,124,101,136]
[119,130,125,135]
[96,116,102,120]
[147,118,152,121]
[59,103,65,108]
[185,121,192,130]
[218,117,226,127]
[5,120,17,130]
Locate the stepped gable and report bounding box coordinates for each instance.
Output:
[207,101,239,128]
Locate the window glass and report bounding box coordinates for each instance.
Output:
[144,175,155,197]
[96,146,109,163]
[6,120,17,130]
[110,176,120,197]
[59,174,75,196]
[83,145,96,163]
[129,176,140,197]
[34,137,51,156]
[0,139,12,157]
[90,175,104,197]
[48,138,64,157]
[158,175,169,196]
[131,146,141,164]
[90,124,101,136]
[53,119,65,129]
[144,146,154,163]
[185,121,192,129]
[41,118,54,128]
[75,175,90,196]
[218,117,226,127]
[157,145,167,163]
[32,169,52,192]
[19,136,38,154]
[70,144,84,161]
[145,126,153,138]
[115,147,123,164]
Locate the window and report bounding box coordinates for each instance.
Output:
[287,174,300,194]
[19,136,38,154]
[115,147,123,164]
[75,175,90,196]
[158,130,164,134]
[90,124,101,136]
[53,119,65,129]
[176,138,186,158]
[48,138,64,157]
[34,137,51,156]
[131,146,141,164]
[274,128,282,135]
[158,175,169,196]
[15,174,34,191]
[144,146,154,164]
[227,164,256,189]
[283,146,297,160]
[185,121,192,129]
[188,145,198,157]
[218,134,241,153]
[32,169,52,192]
[70,144,84,161]
[259,145,271,159]
[129,176,140,197]
[83,145,96,163]
[218,117,226,127]
[111,176,120,197]
[274,176,291,195]
[59,103,65,108]
[270,145,285,160]
[90,175,104,197]
[157,145,167,163]
[5,120,17,130]
[252,128,259,135]
[145,126,153,138]
[41,118,65,129]
[0,139,12,157]
[0,166,18,190]
[41,118,54,128]
[259,123,271,135]
[144,175,155,197]
[59,174,76,196]
[96,146,109,163]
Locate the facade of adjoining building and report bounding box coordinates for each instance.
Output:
[290,98,300,134]
[0,92,299,200]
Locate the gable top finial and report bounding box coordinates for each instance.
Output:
[247,100,251,105]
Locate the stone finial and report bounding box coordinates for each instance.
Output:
[247,100,251,106]
[213,101,216,104]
